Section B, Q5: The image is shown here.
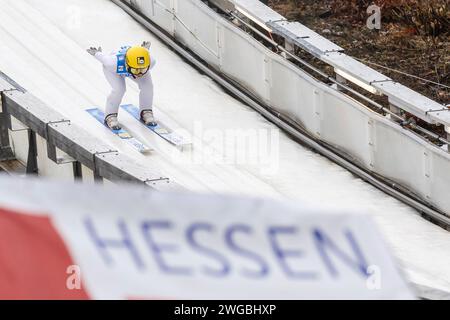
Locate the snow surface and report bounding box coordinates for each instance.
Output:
[1,0,450,293]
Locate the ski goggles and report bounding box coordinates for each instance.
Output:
[128,66,149,76]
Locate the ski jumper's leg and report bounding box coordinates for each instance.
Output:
[103,67,126,117]
[133,72,154,113]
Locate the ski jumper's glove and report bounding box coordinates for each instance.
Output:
[86,46,102,56]
[141,41,151,49]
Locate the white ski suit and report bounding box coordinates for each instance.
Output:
[94,50,156,117]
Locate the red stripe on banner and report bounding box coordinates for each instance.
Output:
[0,207,90,299]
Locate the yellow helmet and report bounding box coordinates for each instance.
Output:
[125,46,150,69]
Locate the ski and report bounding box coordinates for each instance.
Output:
[86,108,151,154]
[121,104,189,147]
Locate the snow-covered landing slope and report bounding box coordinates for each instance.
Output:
[1,0,450,293]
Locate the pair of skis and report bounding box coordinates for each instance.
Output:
[86,104,187,153]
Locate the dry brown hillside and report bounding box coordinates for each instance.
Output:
[268,0,449,105]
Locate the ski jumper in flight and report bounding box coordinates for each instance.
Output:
[87,41,156,130]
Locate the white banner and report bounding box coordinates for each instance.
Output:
[0,176,413,299]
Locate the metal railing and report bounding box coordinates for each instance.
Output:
[228,11,450,147]
[227,0,449,144]
[0,72,178,191]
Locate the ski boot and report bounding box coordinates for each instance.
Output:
[140,109,157,127]
[104,113,121,130]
